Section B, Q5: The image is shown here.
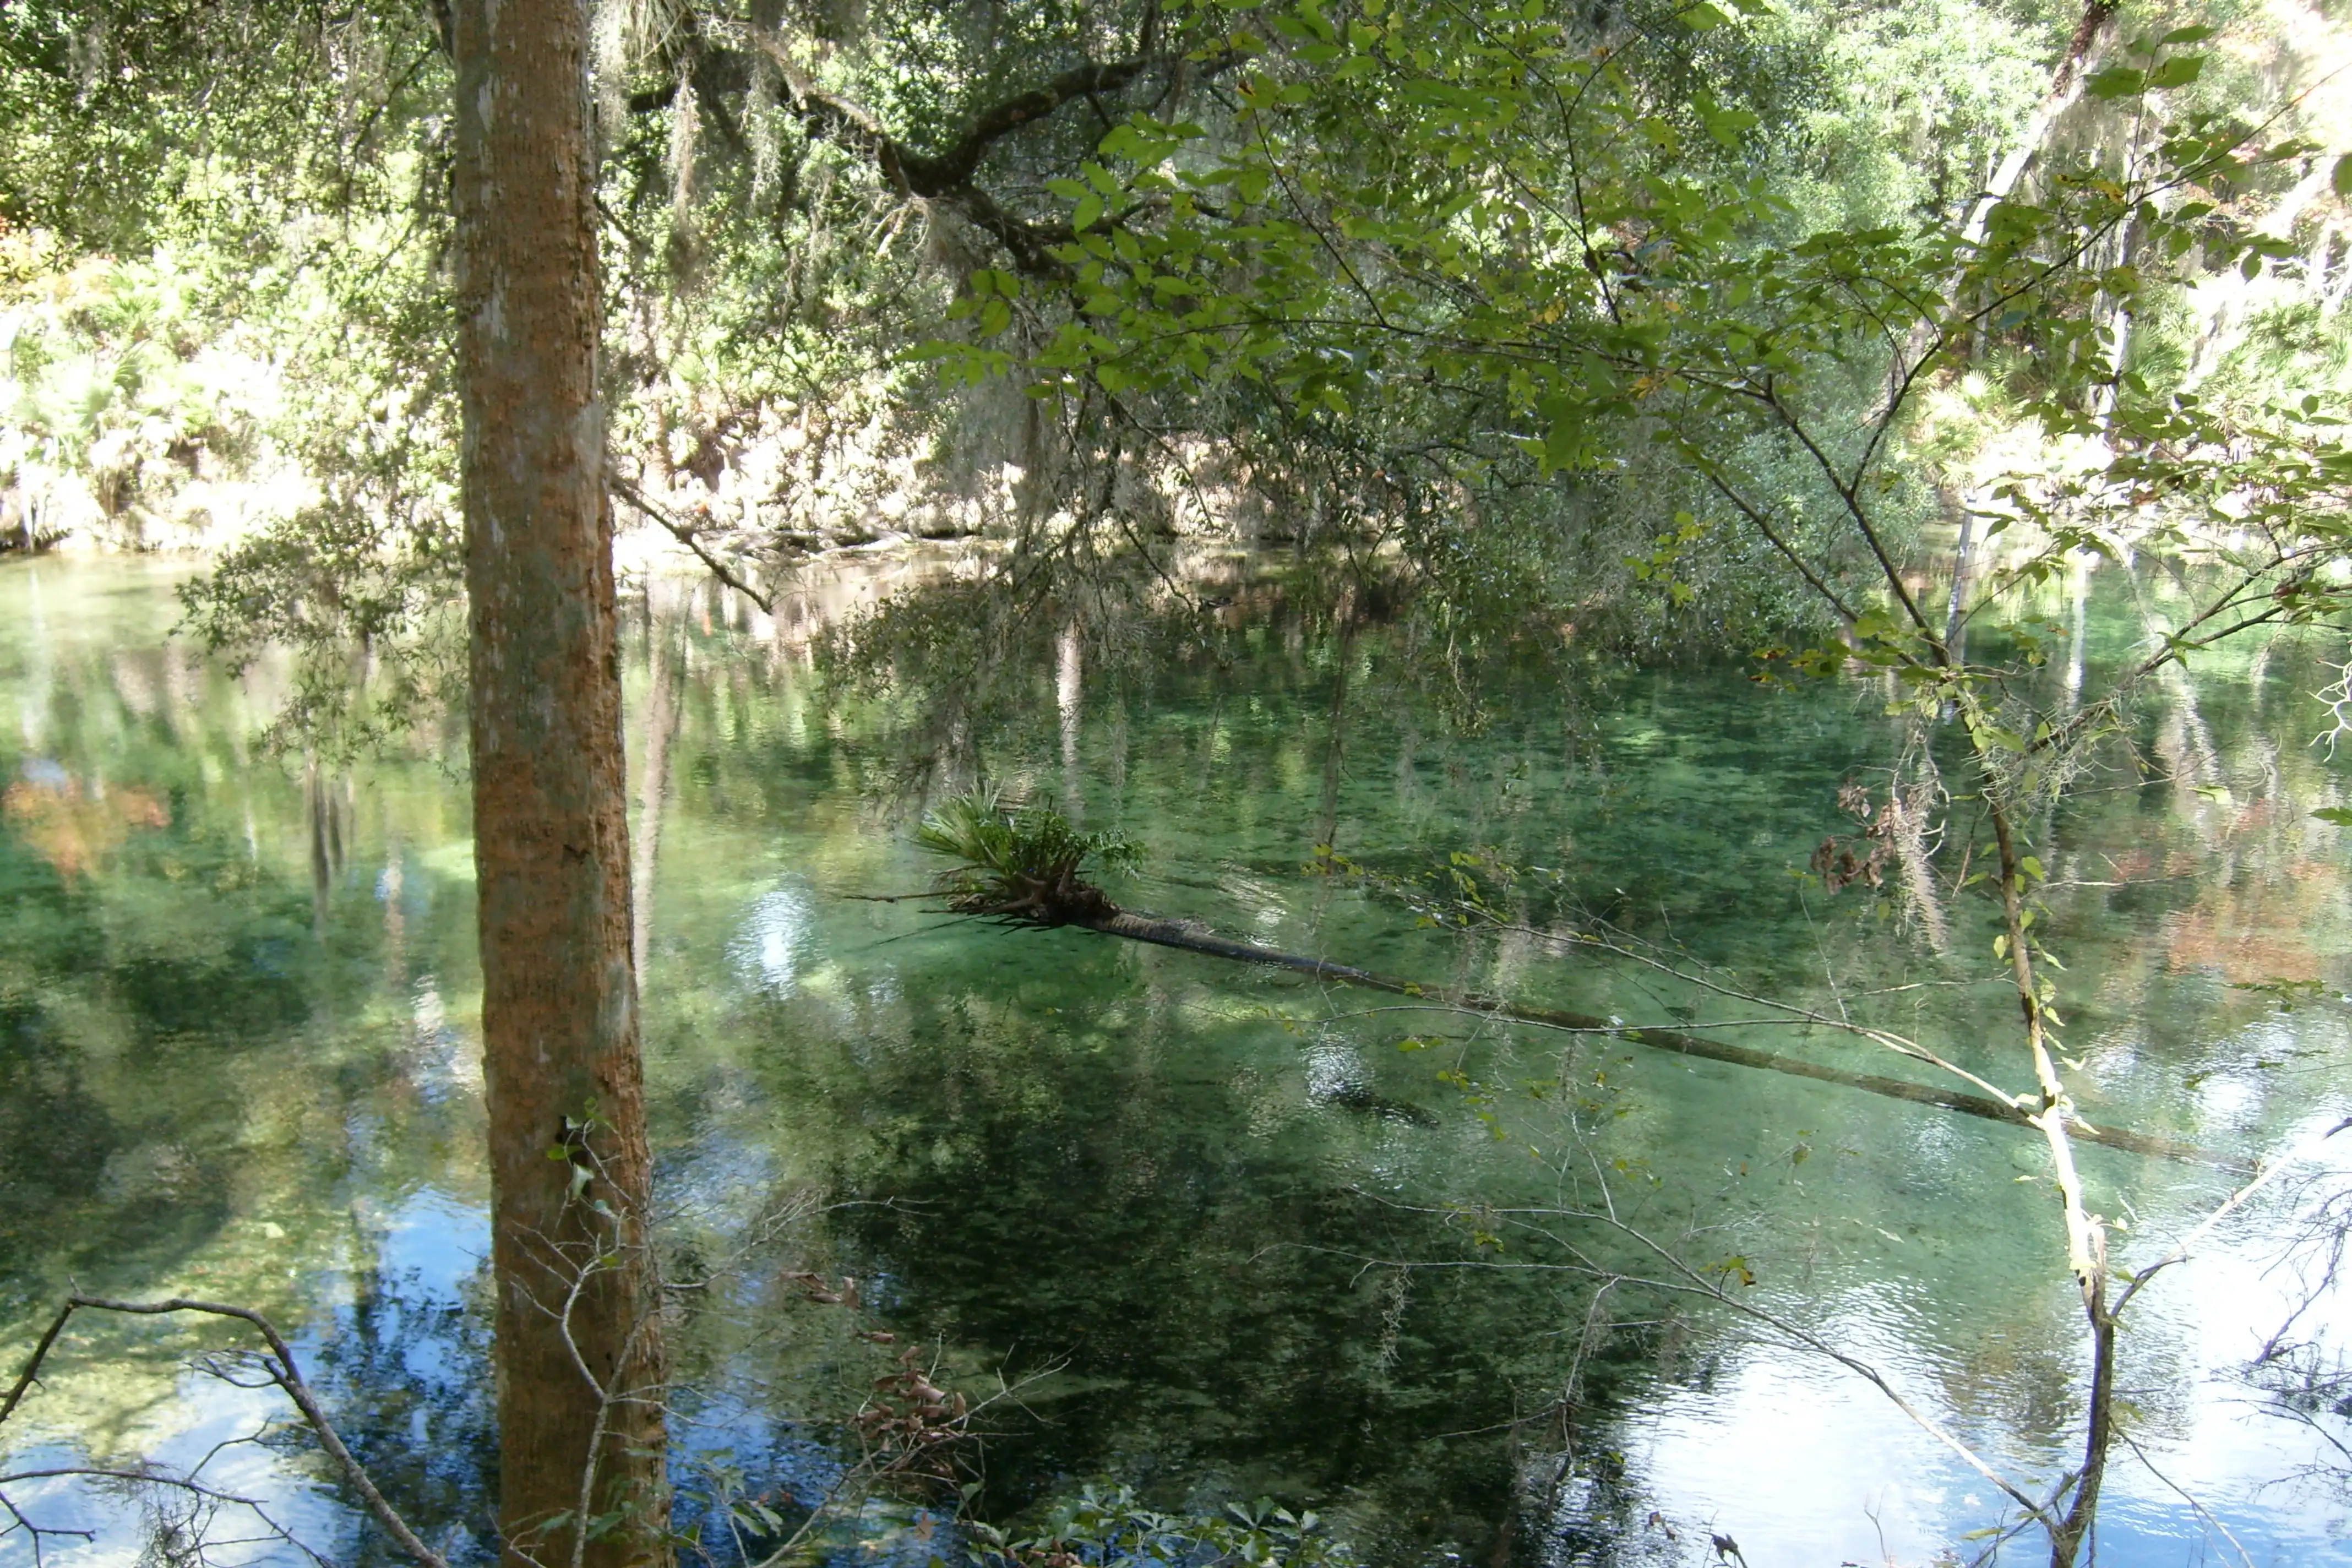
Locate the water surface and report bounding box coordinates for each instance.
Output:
[3,555,2350,1566]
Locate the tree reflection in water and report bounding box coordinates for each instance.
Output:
[2,557,2349,1566]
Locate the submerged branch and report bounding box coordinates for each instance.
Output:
[906,793,2226,1166]
[1079,910,2222,1166]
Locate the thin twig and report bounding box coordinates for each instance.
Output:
[0,1467,338,1568]
[2116,1429,2255,1568]
[2113,1119,2350,1316]
[1,1297,448,1568]
[612,475,776,612]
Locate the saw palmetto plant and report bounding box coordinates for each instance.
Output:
[914,787,1140,924]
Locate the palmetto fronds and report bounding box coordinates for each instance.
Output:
[914,787,1138,924]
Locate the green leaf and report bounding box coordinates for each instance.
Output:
[1680,2,1730,30]
[1542,409,1581,470]
[2084,67,2147,100]
[2313,807,2352,826]
[2159,25,2219,45]
[1073,192,1105,231]
[2334,154,2352,201]
[2146,55,2204,90]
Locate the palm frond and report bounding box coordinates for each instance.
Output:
[914,788,1138,923]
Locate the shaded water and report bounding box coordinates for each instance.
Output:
[3,556,2351,1566]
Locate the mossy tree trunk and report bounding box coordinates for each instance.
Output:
[452,1,672,1562]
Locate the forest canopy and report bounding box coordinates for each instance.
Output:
[3,0,2346,748]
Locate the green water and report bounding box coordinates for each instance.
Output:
[3,556,2350,1566]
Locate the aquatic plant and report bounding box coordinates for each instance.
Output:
[972,1485,1354,1568]
[916,788,1140,924]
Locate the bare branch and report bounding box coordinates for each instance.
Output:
[2113,1120,2350,1317]
[1,1297,449,1568]
[0,1467,338,1568]
[611,476,775,612]
[2116,1429,2255,1568]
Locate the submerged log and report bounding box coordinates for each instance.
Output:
[907,787,2228,1169]
[1077,912,2229,1169]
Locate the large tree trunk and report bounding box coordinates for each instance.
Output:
[452,2,672,1564]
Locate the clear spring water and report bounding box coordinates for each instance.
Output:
[3,555,2350,1566]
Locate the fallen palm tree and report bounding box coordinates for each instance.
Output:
[909,792,2228,1168]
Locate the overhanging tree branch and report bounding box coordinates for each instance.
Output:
[674,40,1168,275]
[612,476,776,612]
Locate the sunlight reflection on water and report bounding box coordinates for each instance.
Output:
[731,880,816,998]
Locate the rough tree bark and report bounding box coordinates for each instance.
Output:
[451,1,672,1563]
